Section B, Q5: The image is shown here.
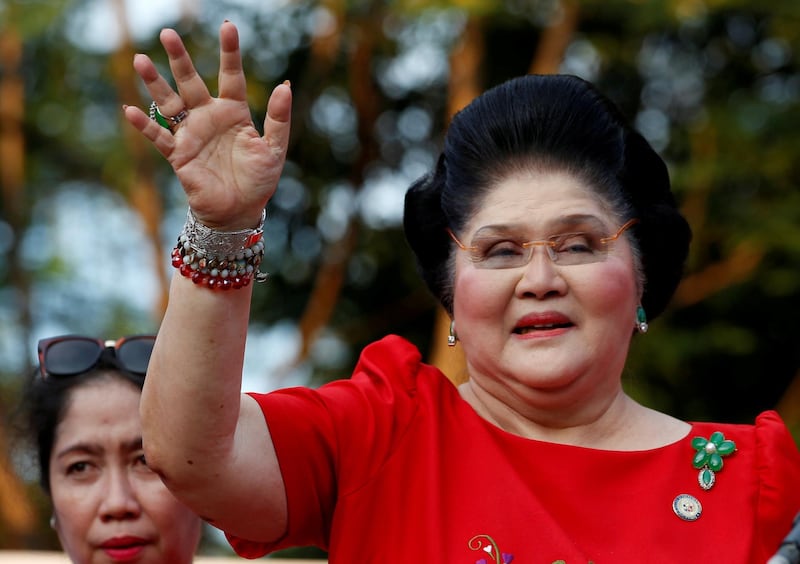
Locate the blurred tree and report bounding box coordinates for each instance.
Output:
[0,0,41,549]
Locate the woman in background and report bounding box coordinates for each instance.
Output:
[19,334,202,563]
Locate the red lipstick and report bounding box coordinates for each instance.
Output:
[513,311,573,337]
[99,536,149,561]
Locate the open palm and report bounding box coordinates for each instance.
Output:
[124,22,291,231]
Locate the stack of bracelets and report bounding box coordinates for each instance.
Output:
[171,208,268,290]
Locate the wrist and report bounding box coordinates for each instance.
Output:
[189,209,267,233]
[171,208,269,290]
[185,208,266,253]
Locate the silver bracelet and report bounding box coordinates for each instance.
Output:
[182,208,265,259]
[172,208,268,288]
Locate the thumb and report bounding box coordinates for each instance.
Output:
[263,81,292,158]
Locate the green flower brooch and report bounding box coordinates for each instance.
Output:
[691,431,736,490]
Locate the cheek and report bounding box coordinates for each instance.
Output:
[50,474,89,516]
[51,487,91,558]
[151,497,201,557]
[453,268,512,321]
[138,478,198,532]
[578,261,638,316]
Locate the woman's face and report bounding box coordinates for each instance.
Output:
[452,170,640,412]
[49,376,201,564]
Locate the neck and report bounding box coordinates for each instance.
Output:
[458,378,688,450]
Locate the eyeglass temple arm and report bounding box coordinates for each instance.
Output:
[601,218,639,243]
[446,228,472,250]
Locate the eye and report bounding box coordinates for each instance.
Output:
[553,232,601,254]
[66,461,90,475]
[484,240,526,258]
[133,452,156,475]
[471,238,528,268]
[63,459,100,481]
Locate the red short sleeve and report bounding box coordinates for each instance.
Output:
[751,410,800,561]
[226,335,425,558]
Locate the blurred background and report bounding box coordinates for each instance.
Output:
[1,0,799,558]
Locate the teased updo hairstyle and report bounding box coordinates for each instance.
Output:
[404,74,691,321]
[19,352,144,496]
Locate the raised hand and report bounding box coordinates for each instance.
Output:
[123,21,291,231]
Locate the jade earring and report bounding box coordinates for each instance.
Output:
[636,305,649,334]
[448,320,458,346]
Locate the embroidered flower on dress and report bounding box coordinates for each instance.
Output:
[469,534,514,564]
[691,431,736,490]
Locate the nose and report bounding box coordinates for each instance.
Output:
[99,468,141,522]
[515,245,567,299]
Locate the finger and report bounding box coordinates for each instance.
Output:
[159,28,212,108]
[123,105,176,159]
[133,53,185,116]
[263,82,292,158]
[218,21,246,101]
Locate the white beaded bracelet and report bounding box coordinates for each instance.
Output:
[171,208,268,290]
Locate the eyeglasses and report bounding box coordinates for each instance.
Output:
[37,335,156,379]
[447,218,638,269]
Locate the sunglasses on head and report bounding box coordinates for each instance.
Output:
[37,335,156,379]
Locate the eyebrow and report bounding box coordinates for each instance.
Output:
[54,437,144,461]
[471,214,609,238]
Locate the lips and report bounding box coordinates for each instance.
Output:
[513,312,573,334]
[101,536,147,549]
[99,536,149,561]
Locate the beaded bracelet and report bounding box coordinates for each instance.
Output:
[171,208,269,290]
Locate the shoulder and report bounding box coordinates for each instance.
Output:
[250,335,452,417]
[345,334,455,395]
[355,335,425,378]
[750,411,800,554]
[692,410,799,469]
[690,410,800,504]
[753,409,799,445]
[750,410,800,484]
[694,410,799,453]
[694,410,800,553]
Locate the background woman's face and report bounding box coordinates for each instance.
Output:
[49,377,201,564]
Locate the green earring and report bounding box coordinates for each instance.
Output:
[636,306,648,333]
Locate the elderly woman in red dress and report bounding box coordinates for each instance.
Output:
[123,21,800,563]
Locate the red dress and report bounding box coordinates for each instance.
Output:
[228,335,800,563]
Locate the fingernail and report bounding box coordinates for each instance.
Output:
[122,104,129,110]
[283,79,291,88]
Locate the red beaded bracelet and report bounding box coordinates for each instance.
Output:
[171,209,268,290]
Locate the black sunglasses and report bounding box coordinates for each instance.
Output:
[37,335,156,379]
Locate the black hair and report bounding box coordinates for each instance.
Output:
[404,74,691,320]
[18,349,144,496]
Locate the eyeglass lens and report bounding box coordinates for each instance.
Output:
[469,231,609,269]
